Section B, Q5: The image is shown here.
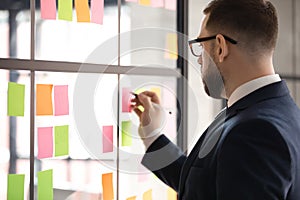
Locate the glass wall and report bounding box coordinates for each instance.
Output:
[0,0,181,199]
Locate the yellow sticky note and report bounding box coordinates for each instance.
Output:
[102,173,114,200]
[75,0,90,22]
[126,196,136,200]
[36,84,53,116]
[139,0,151,6]
[58,0,73,21]
[165,33,178,60]
[122,121,132,146]
[167,187,177,200]
[150,87,161,99]
[143,189,152,200]
[134,88,146,112]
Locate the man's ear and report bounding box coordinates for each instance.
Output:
[216,34,229,63]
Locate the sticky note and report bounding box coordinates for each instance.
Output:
[7,174,25,200]
[38,169,53,200]
[126,196,136,200]
[58,0,73,21]
[54,85,69,116]
[122,121,132,146]
[38,127,53,159]
[75,0,90,22]
[36,84,53,116]
[134,88,146,112]
[7,82,25,116]
[165,33,178,60]
[41,0,56,20]
[91,0,104,24]
[103,125,113,153]
[139,0,150,6]
[102,173,114,200]
[150,87,161,99]
[122,88,132,113]
[134,88,146,95]
[165,0,176,11]
[167,187,177,200]
[54,125,69,157]
[151,0,163,7]
[143,189,152,200]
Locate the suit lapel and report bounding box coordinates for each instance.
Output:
[178,129,208,195]
[178,81,290,198]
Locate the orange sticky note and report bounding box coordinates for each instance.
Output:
[139,0,150,6]
[143,189,152,200]
[91,0,104,24]
[102,173,114,200]
[165,33,178,60]
[41,0,56,20]
[36,84,53,116]
[126,196,136,200]
[167,187,177,200]
[75,0,91,22]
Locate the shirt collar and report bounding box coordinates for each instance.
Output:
[227,74,281,108]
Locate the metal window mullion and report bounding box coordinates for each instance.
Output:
[117,0,121,199]
[292,0,297,102]
[176,0,189,154]
[29,0,35,198]
[0,59,182,77]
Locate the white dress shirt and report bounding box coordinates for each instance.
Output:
[227,74,281,107]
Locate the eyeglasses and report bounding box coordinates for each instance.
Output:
[188,35,238,57]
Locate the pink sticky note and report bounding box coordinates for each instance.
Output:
[38,127,53,159]
[54,85,69,116]
[91,0,104,24]
[103,125,113,153]
[165,0,176,10]
[151,0,163,7]
[41,0,57,20]
[122,88,132,113]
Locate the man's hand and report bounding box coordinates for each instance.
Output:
[131,91,166,148]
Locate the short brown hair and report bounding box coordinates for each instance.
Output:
[203,0,278,53]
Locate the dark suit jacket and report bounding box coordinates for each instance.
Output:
[142,81,300,200]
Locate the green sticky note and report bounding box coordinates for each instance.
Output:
[7,82,25,116]
[122,121,132,146]
[7,174,25,200]
[38,169,53,200]
[54,125,69,156]
[58,0,73,21]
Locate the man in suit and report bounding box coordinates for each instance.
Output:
[131,0,300,199]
